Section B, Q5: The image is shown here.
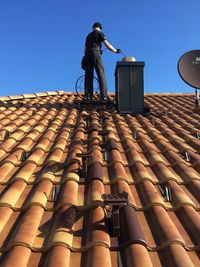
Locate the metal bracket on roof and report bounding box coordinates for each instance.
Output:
[102,191,128,237]
[181,151,191,162]
[99,118,103,124]
[151,118,155,126]
[50,185,60,202]
[133,131,137,140]
[76,153,92,178]
[195,88,200,105]
[158,184,172,202]
[2,130,10,139]
[196,132,200,139]
[102,149,109,162]
[21,151,29,162]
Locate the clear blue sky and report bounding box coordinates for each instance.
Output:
[0,0,199,96]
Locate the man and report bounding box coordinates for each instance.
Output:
[84,22,121,100]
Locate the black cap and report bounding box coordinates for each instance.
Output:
[93,22,102,30]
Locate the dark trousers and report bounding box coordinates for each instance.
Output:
[84,49,108,98]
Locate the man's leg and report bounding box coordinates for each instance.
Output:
[84,54,94,98]
[94,54,108,99]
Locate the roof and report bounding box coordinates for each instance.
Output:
[0,91,199,267]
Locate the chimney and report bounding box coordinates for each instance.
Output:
[115,57,147,115]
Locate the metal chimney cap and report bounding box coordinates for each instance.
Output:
[122,56,136,62]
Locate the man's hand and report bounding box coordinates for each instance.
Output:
[116,48,122,53]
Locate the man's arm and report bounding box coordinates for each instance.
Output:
[103,40,117,53]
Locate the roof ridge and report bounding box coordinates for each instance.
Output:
[145,92,194,96]
[0,90,65,101]
[0,91,194,102]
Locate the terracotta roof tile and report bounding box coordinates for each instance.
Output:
[0,92,199,266]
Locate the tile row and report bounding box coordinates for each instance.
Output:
[0,204,199,251]
[0,176,199,211]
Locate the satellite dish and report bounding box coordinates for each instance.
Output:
[178,50,200,89]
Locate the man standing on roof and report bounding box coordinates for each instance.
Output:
[84,22,122,100]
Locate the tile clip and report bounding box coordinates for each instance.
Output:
[158,184,173,202]
[102,149,109,161]
[50,185,60,202]
[196,132,200,139]
[181,151,191,162]
[21,151,29,162]
[151,118,155,126]
[133,131,137,140]
[2,130,10,139]
[101,191,128,236]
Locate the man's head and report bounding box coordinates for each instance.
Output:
[92,22,102,30]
